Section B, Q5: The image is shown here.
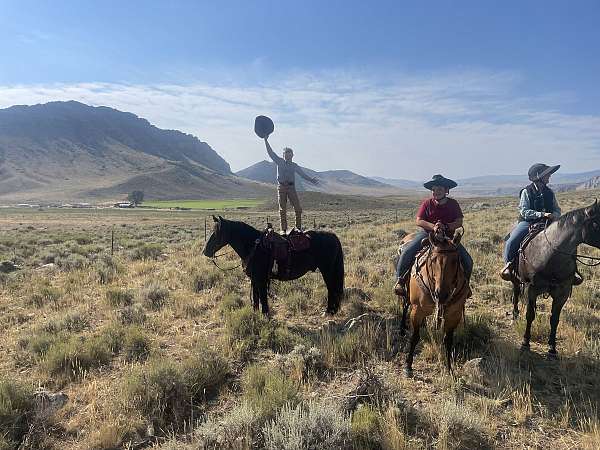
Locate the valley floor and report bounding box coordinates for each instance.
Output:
[1,191,599,449]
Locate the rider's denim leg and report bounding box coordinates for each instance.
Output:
[395,230,428,278]
[458,245,473,279]
[503,221,530,263]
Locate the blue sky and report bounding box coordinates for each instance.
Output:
[1,0,599,179]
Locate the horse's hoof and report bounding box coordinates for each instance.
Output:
[547,349,558,359]
[322,309,337,317]
[404,367,413,378]
[520,343,530,352]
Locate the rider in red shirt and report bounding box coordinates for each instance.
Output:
[394,174,473,297]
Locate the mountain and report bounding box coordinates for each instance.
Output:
[236,161,408,196]
[0,101,271,202]
[370,176,422,189]
[576,176,600,191]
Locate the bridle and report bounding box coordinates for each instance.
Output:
[210,249,242,271]
[542,219,600,267]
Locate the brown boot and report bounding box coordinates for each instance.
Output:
[394,278,406,297]
[500,262,513,281]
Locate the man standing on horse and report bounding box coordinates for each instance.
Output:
[394,174,473,297]
[264,138,319,234]
[500,163,582,284]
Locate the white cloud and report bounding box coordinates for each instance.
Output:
[1,70,599,180]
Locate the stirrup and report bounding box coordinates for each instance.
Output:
[393,279,406,296]
[500,262,513,281]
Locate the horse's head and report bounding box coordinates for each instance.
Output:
[426,231,463,304]
[203,215,228,257]
[582,200,600,248]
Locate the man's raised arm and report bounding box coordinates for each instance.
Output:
[265,138,283,164]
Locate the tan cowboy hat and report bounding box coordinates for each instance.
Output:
[528,163,560,182]
[423,174,458,190]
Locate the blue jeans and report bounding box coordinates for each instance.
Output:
[503,221,530,263]
[395,231,473,279]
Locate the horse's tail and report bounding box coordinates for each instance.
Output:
[332,236,345,310]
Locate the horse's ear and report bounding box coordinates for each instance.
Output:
[212,215,219,222]
[585,199,599,218]
[452,230,463,247]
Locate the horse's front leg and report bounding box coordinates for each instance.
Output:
[405,305,425,378]
[400,295,410,336]
[251,280,260,312]
[511,281,521,320]
[548,284,570,357]
[443,329,455,373]
[521,286,538,351]
[258,278,270,317]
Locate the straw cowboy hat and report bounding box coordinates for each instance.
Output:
[423,174,458,190]
[254,115,274,138]
[528,163,560,182]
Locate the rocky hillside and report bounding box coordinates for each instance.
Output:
[0,101,271,202]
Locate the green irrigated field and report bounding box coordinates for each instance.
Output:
[142,198,267,209]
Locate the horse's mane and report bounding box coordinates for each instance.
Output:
[556,205,588,229]
[222,218,261,237]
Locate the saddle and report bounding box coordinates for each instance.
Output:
[263,227,311,278]
[511,221,547,281]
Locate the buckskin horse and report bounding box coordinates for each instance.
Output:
[203,216,344,316]
[400,230,470,377]
[509,200,600,357]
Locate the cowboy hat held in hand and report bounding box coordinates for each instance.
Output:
[254,115,274,139]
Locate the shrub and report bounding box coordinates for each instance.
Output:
[219,293,244,313]
[122,351,230,432]
[274,345,325,382]
[263,401,351,450]
[319,320,385,369]
[351,404,380,449]
[123,359,187,430]
[106,288,134,307]
[242,365,298,422]
[43,312,89,333]
[0,380,33,449]
[119,304,147,325]
[194,402,257,448]
[27,286,61,308]
[225,307,306,355]
[190,270,222,292]
[130,243,163,261]
[122,326,151,362]
[96,255,120,284]
[42,335,112,379]
[139,281,169,310]
[56,253,88,271]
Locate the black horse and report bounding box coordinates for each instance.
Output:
[203,216,344,316]
[510,200,600,356]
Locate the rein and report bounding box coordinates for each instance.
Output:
[542,222,600,267]
[210,249,242,271]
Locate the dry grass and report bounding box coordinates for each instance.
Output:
[1,191,600,448]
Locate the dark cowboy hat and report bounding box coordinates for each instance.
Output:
[423,174,458,190]
[254,115,274,138]
[528,163,560,182]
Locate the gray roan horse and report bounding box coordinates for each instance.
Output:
[511,200,600,356]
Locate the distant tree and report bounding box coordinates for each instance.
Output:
[128,191,144,206]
